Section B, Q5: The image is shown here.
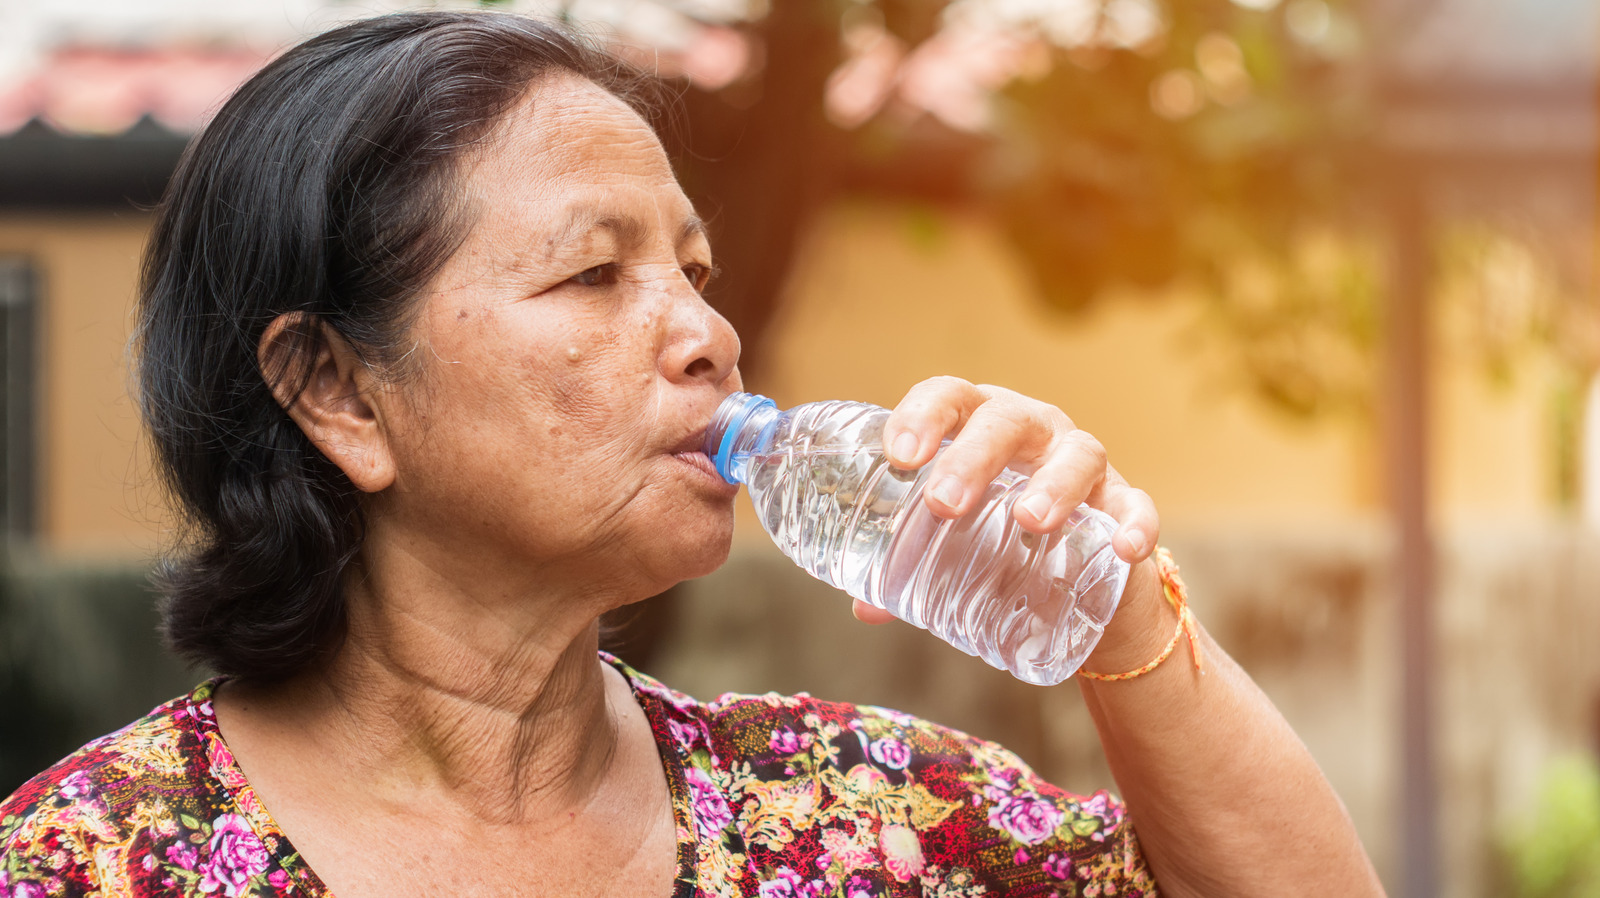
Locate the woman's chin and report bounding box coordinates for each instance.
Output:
[671,527,736,582]
[626,514,735,593]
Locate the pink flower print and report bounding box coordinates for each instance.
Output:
[757,879,792,898]
[879,824,925,882]
[267,870,290,889]
[845,873,877,898]
[816,852,832,871]
[205,738,249,789]
[873,707,916,725]
[668,719,703,753]
[166,841,199,871]
[58,771,93,801]
[770,727,802,754]
[1043,853,1071,880]
[868,738,911,771]
[842,764,889,795]
[684,766,733,835]
[648,682,700,714]
[1014,848,1030,865]
[988,792,1065,846]
[198,813,270,896]
[758,865,804,898]
[821,827,876,874]
[11,881,46,898]
[234,789,264,819]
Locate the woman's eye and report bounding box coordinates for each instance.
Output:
[683,264,717,293]
[569,264,619,288]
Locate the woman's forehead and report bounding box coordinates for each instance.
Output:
[484,72,668,180]
[466,73,691,236]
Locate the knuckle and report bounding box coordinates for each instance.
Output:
[927,375,973,394]
[1065,429,1107,464]
[973,382,1011,401]
[966,409,1026,449]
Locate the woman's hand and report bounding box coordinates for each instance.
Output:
[852,376,1158,625]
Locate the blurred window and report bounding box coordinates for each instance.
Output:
[0,257,37,539]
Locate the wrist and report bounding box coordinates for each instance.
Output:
[1081,558,1172,675]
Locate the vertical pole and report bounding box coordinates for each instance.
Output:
[1387,163,1437,898]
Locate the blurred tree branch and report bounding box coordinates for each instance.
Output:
[518,0,1592,422]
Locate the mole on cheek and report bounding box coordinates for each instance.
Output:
[566,347,582,363]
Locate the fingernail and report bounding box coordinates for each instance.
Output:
[891,431,920,465]
[1019,492,1053,523]
[932,476,965,509]
[1124,528,1148,556]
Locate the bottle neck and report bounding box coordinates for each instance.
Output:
[705,392,780,484]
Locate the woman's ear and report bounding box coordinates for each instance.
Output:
[258,313,397,493]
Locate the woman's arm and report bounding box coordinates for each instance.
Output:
[1076,560,1384,897]
[874,376,1384,898]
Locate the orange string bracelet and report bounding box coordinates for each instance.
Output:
[1077,546,1204,682]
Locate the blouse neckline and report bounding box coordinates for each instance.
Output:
[177,652,699,897]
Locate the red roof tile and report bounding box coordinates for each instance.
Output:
[0,45,271,137]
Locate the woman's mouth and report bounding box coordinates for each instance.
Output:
[672,448,738,495]
[673,449,719,477]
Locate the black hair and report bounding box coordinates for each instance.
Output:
[136,11,657,681]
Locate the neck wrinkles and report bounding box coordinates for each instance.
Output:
[294,555,626,826]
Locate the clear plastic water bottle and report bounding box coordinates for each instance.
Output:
[705,392,1130,686]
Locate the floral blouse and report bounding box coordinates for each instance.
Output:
[1,653,1155,897]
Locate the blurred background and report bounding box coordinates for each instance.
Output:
[0,0,1595,895]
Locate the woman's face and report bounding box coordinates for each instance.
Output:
[369,72,742,599]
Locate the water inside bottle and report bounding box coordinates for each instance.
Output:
[732,400,1126,685]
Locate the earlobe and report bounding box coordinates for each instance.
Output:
[257,313,397,493]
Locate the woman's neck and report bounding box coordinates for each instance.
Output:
[220,538,634,827]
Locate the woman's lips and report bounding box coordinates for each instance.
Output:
[673,449,737,493]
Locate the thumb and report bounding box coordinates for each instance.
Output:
[852,600,897,625]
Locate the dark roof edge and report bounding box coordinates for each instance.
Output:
[0,117,187,210]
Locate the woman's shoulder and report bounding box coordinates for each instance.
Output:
[3,684,209,816]
[610,656,1158,896]
[1,682,225,894]
[616,656,1038,776]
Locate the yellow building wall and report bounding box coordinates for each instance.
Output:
[0,213,163,558]
[748,201,1561,536]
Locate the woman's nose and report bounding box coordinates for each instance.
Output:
[661,289,741,386]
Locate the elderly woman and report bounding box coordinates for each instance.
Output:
[1,12,1380,898]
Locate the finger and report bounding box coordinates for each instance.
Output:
[1011,429,1108,534]
[852,599,897,625]
[923,399,1063,518]
[881,376,986,470]
[1087,466,1160,563]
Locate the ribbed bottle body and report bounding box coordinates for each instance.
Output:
[714,395,1127,686]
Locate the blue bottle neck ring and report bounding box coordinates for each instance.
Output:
[706,392,778,484]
